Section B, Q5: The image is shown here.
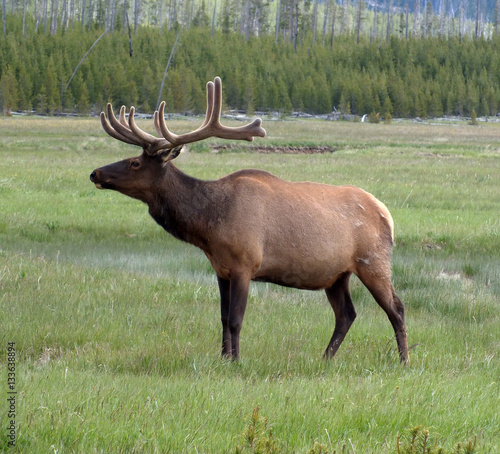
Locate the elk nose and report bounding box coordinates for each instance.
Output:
[90,170,97,182]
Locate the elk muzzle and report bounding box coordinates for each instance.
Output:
[90,169,105,189]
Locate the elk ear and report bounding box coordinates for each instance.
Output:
[160,145,183,163]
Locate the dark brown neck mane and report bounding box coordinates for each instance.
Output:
[147,163,223,252]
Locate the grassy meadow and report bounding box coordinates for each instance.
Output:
[0,115,499,453]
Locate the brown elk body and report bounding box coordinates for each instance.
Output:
[90,77,409,363]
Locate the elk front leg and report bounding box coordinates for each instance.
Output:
[324,273,357,359]
[217,276,231,358]
[228,273,251,360]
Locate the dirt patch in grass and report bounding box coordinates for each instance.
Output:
[212,144,336,154]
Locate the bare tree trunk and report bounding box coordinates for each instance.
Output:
[240,0,248,38]
[66,30,107,91]
[51,0,60,34]
[122,0,127,33]
[157,0,164,30]
[495,0,500,35]
[108,0,113,31]
[22,0,27,34]
[71,0,75,26]
[2,0,6,36]
[211,0,216,37]
[386,0,392,42]
[87,0,93,30]
[157,25,181,110]
[312,0,318,46]
[123,8,132,55]
[286,0,294,43]
[321,0,329,46]
[43,0,49,34]
[424,0,428,37]
[183,0,194,28]
[168,0,177,31]
[405,0,409,38]
[339,0,346,35]
[412,0,420,37]
[60,0,67,28]
[81,0,86,28]
[371,0,377,41]
[112,0,118,30]
[355,0,364,44]
[329,0,336,48]
[35,0,41,32]
[275,0,280,44]
[440,0,448,36]
[475,0,480,38]
[134,0,140,32]
[293,2,298,51]
[255,0,267,37]
[104,0,109,31]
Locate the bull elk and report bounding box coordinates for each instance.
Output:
[90,77,409,364]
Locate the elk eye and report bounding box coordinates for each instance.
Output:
[131,160,141,169]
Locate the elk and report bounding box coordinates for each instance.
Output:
[90,77,409,364]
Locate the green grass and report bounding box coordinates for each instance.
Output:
[0,116,499,453]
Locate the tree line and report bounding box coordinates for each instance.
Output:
[3,0,500,40]
[1,13,500,118]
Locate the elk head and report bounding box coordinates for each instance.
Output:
[90,77,266,201]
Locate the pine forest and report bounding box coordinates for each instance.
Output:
[1,0,500,118]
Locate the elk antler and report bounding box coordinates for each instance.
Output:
[101,77,266,156]
[100,104,170,155]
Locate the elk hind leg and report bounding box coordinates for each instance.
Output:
[227,273,251,361]
[356,267,409,363]
[217,276,232,358]
[324,272,357,359]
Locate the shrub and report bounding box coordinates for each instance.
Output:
[469,108,478,125]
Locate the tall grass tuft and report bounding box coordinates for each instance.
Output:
[396,426,477,454]
[236,406,281,454]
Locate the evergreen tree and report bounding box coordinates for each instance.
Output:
[0,66,19,114]
[41,57,62,114]
[277,76,292,115]
[314,72,332,113]
[243,72,257,115]
[469,107,478,124]
[382,94,393,115]
[77,82,91,113]
[193,0,210,27]
[16,64,32,111]
[339,89,351,114]
[465,80,479,115]
[220,0,231,34]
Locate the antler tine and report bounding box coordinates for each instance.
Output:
[155,77,266,147]
[208,77,222,127]
[153,106,163,137]
[119,106,128,127]
[100,111,139,146]
[105,104,145,147]
[200,80,215,129]
[204,77,266,141]
[101,103,173,154]
[156,100,185,146]
[154,83,215,143]
[156,79,219,145]
[128,106,170,155]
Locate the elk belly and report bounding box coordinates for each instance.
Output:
[253,254,350,290]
